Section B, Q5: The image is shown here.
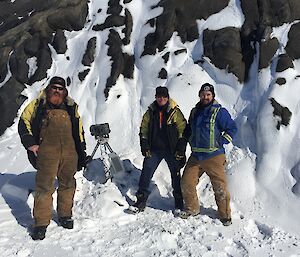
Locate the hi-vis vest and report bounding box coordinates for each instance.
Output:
[189,104,233,153]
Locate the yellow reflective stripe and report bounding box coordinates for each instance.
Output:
[79,117,84,142]
[75,105,84,143]
[223,133,232,142]
[167,109,176,124]
[167,108,186,137]
[20,99,38,136]
[209,107,220,149]
[192,147,219,153]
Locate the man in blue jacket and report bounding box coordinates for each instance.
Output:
[179,83,237,226]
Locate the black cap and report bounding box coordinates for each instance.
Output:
[199,83,215,97]
[49,76,66,87]
[155,86,169,97]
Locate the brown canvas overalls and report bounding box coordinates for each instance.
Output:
[34,109,78,226]
[181,154,231,219]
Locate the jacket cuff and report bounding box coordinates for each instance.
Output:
[22,134,38,149]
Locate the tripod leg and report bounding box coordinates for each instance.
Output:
[104,142,114,153]
[90,140,101,159]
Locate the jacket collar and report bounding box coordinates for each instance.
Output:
[149,98,178,113]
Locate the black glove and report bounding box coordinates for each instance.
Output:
[175,151,185,161]
[144,150,152,158]
[176,138,187,153]
[175,151,186,168]
[140,138,151,157]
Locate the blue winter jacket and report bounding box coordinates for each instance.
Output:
[186,100,237,161]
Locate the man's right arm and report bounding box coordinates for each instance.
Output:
[18,100,38,150]
[139,110,151,157]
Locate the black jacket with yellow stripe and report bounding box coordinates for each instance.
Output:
[139,98,187,154]
[18,91,87,170]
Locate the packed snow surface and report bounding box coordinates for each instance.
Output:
[1,0,300,256]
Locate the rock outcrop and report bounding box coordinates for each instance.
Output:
[1,0,300,135]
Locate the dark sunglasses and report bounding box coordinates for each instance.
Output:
[50,85,65,91]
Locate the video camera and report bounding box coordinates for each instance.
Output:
[90,123,111,139]
[86,122,125,180]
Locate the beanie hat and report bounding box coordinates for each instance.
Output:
[199,83,215,97]
[155,86,169,98]
[49,76,66,87]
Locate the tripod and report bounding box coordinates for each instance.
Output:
[87,136,124,178]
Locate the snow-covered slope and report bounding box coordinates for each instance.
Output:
[0,0,300,256]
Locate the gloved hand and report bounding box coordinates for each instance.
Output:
[144,150,152,158]
[175,151,186,168]
[175,151,185,161]
[140,138,151,157]
[218,136,230,147]
[175,138,187,153]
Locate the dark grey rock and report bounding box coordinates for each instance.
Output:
[0,78,26,135]
[82,37,97,66]
[0,0,89,135]
[276,54,294,72]
[162,52,170,64]
[122,9,133,45]
[286,22,300,60]
[67,77,71,86]
[105,29,124,98]
[240,0,259,39]
[174,49,187,55]
[270,97,292,130]
[259,38,279,69]
[258,0,291,28]
[29,43,52,84]
[142,0,229,56]
[122,53,135,79]
[158,68,168,79]
[52,29,67,54]
[24,33,41,57]
[108,0,122,15]
[93,15,126,31]
[0,47,12,83]
[276,77,286,85]
[9,47,30,84]
[78,69,90,81]
[203,27,245,82]
[47,1,88,31]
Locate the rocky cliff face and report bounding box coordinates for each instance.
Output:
[1,0,300,135]
[0,0,88,135]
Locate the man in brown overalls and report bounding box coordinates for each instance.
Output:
[18,76,87,240]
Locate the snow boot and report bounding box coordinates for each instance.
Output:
[177,210,199,219]
[58,217,74,229]
[220,218,232,226]
[126,193,148,214]
[133,193,147,210]
[31,226,47,240]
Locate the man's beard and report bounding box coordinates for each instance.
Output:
[47,91,65,106]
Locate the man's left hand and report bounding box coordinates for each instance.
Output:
[175,151,185,161]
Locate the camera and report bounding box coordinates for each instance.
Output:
[90,123,111,138]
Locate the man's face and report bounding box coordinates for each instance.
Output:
[47,84,66,105]
[199,91,213,105]
[155,95,169,107]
